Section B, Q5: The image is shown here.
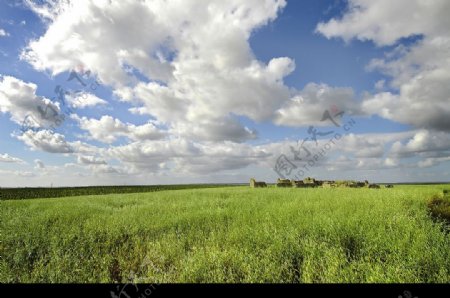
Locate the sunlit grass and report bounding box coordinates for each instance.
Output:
[1,185,449,283]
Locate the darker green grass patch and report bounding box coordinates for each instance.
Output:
[427,195,450,226]
[0,184,241,200]
[341,235,363,262]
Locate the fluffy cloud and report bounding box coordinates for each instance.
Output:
[0,28,9,37]
[14,171,35,177]
[338,134,385,158]
[106,138,271,174]
[106,138,199,172]
[418,156,450,168]
[16,129,98,155]
[316,0,450,46]
[88,164,125,175]
[317,0,450,132]
[326,130,450,170]
[34,159,45,169]
[7,0,447,184]
[22,0,294,143]
[0,153,24,163]
[66,92,107,108]
[77,155,106,165]
[0,76,64,129]
[17,129,74,153]
[390,130,450,158]
[175,141,272,174]
[73,115,166,143]
[114,50,294,143]
[169,117,257,143]
[362,37,450,131]
[274,83,359,127]
[336,131,417,159]
[23,0,288,85]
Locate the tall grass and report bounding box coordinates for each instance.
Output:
[1,185,449,283]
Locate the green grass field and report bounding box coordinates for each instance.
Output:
[0,184,239,200]
[1,185,449,283]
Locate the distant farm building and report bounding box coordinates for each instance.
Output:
[303,177,317,186]
[277,178,292,187]
[291,180,305,187]
[250,178,267,188]
[250,177,384,189]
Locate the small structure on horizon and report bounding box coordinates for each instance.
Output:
[276,178,292,187]
[249,177,385,189]
[291,180,305,188]
[250,178,267,188]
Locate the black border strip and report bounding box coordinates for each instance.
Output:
[1,283,448,298]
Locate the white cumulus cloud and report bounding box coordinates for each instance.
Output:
[317,0,450,132]
[73,115,167,144]
[0,75,64,130]
[0,153,25,163]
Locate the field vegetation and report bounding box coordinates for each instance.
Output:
[0,184,237,200]
[1,185,449,283]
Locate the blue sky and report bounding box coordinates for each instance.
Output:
[1,0,449,186]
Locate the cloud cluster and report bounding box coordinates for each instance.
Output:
[22,0,296,143]
[274,83,359,127]
[316,0,450,46]
[66,93,107,109]
[77,155,106,165]
[106,139,271,174]
[34,159,45,169]
[73,115,166,143]
[17,129,75,153]
[1,0,448,185]
[0,76,63,129]
[16,129,97,155]
[317,0,450,132]
[390,130,450,158]
[0,153,24,163]
[0,28,9,37]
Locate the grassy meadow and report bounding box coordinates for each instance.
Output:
[0,184,237,200]
[1,185,449,283]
